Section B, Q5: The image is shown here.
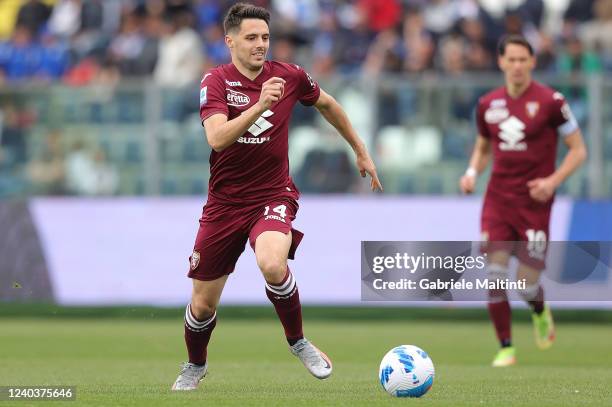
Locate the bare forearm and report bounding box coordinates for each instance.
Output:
[208,104,266,151]
[316,101,366,155]
[467,140,491,174]
[469,151,490,174]
[549,145,587,187]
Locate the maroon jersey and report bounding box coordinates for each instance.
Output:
[199,61,320,205]
[476,81,578,207]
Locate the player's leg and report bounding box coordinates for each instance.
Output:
[482,198,517,366]
[255,230,303,343]
[249,201,331,379]
[487,250,516,367]
[254,230,332,379]
[516,211,554,350]
[173,214,248,390]
[173,276,228,391]
[516,262,554,349]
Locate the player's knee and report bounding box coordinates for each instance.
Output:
[518,283,540,301]
[257,256,287,283]
[487,263,508,281]
[190,299,216,320]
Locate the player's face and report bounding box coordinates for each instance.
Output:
[498,44,535,87]
[226,18,270,72]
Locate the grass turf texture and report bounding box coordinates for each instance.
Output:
[1,310,611,406]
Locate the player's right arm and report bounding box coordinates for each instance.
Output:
[461,97,492,194]
[202,76,285,152]
[460,135,491,194]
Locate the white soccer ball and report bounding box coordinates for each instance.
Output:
[378,345,435,398]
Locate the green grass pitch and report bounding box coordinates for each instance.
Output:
[1,310,611,406]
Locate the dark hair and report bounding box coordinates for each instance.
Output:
[497,34,534,56]
[223,3,270,34]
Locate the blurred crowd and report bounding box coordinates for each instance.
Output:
[0,0,611,87]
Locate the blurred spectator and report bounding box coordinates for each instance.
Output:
[0,104,27,164]
[0,23,67,83]
[564,0,596,23]
[515,0,544,28]
[38,32,70,80]
[0,0,611,86]
[273,0,321,32]
[422,0,473,40]
[357,0,401,33]
[557,33,602,119]
[69,0,109,62]
[194,0,223,30]
[65,141,118,195]
[153,11,203,87]
[310,11,336,76]
[437,35,466,75]
[107,9,157,77]
[580,0,612,59]
[271,35,297,63]
[16,0,52,37]
[26,131,66,195]
[402,8,435,73]
[363,29,404,75]
[558,34,603,75]
[48,0,82,39]
[334,10,371,74]
[535,33,556,72]
[504,11,542,52]
[0,25,41,83]
[202,24,230,69]
[88,148,119,195]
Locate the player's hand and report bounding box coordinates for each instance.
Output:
[356,152,383,192]
[459,174,476,194]
[527,177,556,203]
[258,77,285,110]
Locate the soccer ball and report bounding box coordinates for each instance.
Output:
[378,345,435,398]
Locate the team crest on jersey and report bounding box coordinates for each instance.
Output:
[485,106,509,124]
[190,250,200,271]
[226,89,250,107]
[526,101,539,118]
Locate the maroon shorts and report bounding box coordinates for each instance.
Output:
[187,198,304,281]
[481,196,551,270]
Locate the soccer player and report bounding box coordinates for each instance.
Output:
[172,3,382,390]
[460,35,587,367]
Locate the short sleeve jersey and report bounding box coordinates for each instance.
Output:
[199,60,320,205]
[475,81,579,207]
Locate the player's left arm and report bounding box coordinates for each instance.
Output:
[528,92,588,203]
[527,129,587,203]
[314,89,383,191]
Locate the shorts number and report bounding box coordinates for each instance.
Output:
[264,204,287,219]
[526,229,547,253]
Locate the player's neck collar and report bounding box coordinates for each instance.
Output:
[230,61,269,84]
[505,80,534,100]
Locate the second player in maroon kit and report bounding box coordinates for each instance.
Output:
[476,80,578,269]
[172,3,382,391]
[461,35,586,367]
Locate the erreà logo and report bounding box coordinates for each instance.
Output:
[226,89,250,107]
